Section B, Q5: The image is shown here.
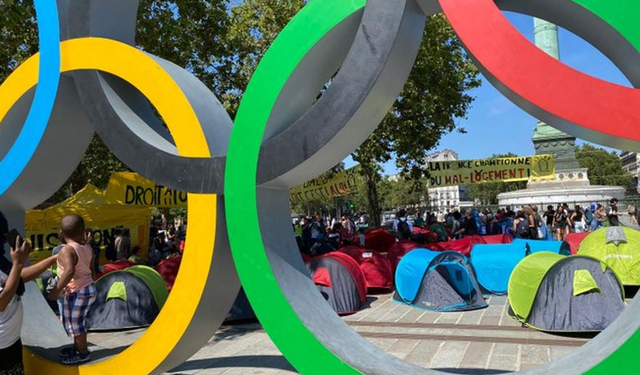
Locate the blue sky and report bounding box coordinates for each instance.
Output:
[345,12,631,175]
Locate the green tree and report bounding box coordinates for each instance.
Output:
[465,153,528,205]
[0,1,38,82]
[2,2,480,218]
[1,1,233,204]
[223,0,306,115]
[576,144,632,187]
[353,15,481,227]
[290,163,345,216]
[379,176,428,210]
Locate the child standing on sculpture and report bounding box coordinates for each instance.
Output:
[48,214,96,365]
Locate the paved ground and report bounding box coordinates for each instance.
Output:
[84,294,596,374]
[81,214,638,373]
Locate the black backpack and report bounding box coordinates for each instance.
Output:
[516,220,529,239]
[397,219,411,239]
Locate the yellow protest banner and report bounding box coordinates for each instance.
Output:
[105,172,187,207]
[290,166,360,204]
[25,185,151,265]
[426,155,554,187]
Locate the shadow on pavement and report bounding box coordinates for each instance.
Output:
[169,355,296,374]
[26,344,127,364]
[434,368,510,375]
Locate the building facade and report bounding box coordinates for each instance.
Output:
[425,150,473,212]
[620,151,640,193]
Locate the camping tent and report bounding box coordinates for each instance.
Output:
[387,240,421,274]
[482,234,513,244]
[394,249,487,312]
[511,239,571,256]
[426,236,487,257]
[226,288,256,322]
[87,265,169,331]
[155,256,182,291]
[470,244,527,295]
[579,227,640,286]
[340,246,393,291]
[100,260,136,278]
[566,232,590,255]
[305,252,367,315]
[508,252,625,332]
[364,228,396,253]
[25,184,151,265]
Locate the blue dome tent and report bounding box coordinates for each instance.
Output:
[470,244,527,295]
[394,249,487,312]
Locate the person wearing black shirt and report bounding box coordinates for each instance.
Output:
[455,211,477,237]
[552,204,568,240]
[608,198,621,227]
[543,205,555,227]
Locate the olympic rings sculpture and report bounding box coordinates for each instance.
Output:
[0,0,638,374]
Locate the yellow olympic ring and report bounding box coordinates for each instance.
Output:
[0,38,218,374]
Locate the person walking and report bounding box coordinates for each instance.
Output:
[607,198,621,227]
[591,204,606,231]
[571,205,586,233]
[628,203,637,225]
[47,215,97,365]
[553,204,568,241]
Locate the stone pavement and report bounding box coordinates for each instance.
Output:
[85,217,640,374]
[86,287,638,374]
[84,283,635,374]
[156,294,588,375]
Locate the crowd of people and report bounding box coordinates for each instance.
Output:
[292,198,629,259]
[147,222,186,266]
[97,221,186,269]
[408,198,626,242]
[294,213,368,256]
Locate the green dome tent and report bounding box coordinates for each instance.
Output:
[578,227,640,286]
[508,252,625,332]
[87,265,169,331]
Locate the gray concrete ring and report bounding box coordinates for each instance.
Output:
[247,0,640,374]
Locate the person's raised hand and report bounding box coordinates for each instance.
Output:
[10,236,31,265]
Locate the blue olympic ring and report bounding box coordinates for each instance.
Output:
[0,0,60,195]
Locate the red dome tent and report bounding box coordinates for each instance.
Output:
[426,236,487,258]
[566,232,590,255]
[155,256,182,291]
[364,228,396,253]
[98,260,135,279]
[387,240,421,274]
[339,246,393,291]
[482,234,513,244]
[305,252,367,315]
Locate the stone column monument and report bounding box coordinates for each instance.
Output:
[530,18,588,188]
[498,19,625,206]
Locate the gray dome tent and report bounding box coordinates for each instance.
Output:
[508,252,625,332]
[305,252,368,315]
[87,265,169,331]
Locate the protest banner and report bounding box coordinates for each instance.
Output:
[25,185,150,265]
[105,172,187,207]
[426,155,554,188]
[290,166,360,204]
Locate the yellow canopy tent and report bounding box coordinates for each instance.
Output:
[25,184,152,265]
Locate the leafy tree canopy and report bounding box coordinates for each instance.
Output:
[1,2,480,220]
[576,144,632,187]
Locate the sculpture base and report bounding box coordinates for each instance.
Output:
[498,184,625,208]
[528,168,590,189]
